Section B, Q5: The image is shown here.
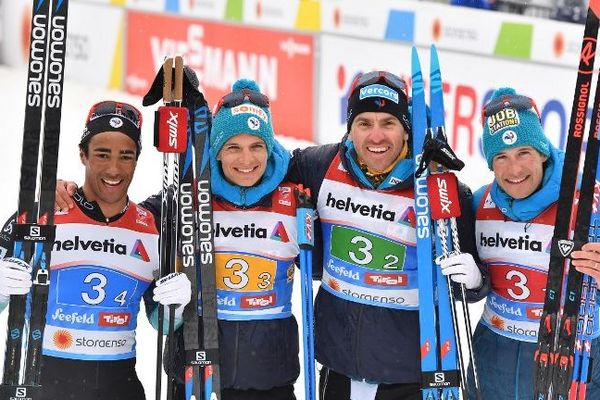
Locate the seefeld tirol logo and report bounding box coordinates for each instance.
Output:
[359,84,399,104]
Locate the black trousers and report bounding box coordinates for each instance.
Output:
[319,367,420,400]
[41,355,145,400]
[172,380,296,400]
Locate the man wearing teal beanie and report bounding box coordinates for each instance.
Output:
[469,87,600,399]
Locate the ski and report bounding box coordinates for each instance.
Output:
[186,74,221,400]
[152,55,189,400]
[1,0,69,397]
[413,45,479,400]
[412,46,441,400]
[427,44,479,400]
[534,1,600,398]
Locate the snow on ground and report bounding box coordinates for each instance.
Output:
[0,65,484,398]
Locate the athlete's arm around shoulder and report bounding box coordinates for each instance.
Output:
[287,143,340,197]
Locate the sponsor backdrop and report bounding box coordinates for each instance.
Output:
[0,0,588,187]
[125,11,315,140]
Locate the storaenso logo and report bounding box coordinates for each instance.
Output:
[215,223,268,238]
[53,236,127,254]
[27,14,48,107]
[47,14,67,108]
[480,232,542,252]
[180,183,195,268]
[325,192,396,221]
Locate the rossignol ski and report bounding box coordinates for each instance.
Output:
[533,1,600,398]
[1,0,69,398]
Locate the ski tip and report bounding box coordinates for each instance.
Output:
[430,45,440,67]
[411,47,422,74]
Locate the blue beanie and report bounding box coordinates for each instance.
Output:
[210,79,275,159]
[482,87,550,169]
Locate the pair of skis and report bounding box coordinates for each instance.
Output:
[412,45,480,400]
[1,0,69,398]
[533,1,600,398]
[144,57,221,400]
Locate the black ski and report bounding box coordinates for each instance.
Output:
[2,0,68,396]
[534,1,600,398]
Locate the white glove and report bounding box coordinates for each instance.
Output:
[0,258,33,300]
[439,252,482,290]
[153,272,191,316]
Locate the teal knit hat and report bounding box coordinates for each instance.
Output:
[482,87,550,169]
[211,79,274,159]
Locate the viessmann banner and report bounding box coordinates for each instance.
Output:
[126,10,315,141]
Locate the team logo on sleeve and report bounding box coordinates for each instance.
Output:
[130,239,150,262]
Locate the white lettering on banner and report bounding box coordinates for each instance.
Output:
[279,38,311,59]
[149,24,278,99]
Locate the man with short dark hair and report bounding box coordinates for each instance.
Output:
[288,71,488,400]
[0,100,191,400]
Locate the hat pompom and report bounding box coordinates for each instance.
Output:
[232,79,261,92]
[491,87,517,99]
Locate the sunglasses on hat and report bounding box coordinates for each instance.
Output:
[86,100,143,129]
[350,71,408,97]
[481,94,540,127]
[214,89,270,116]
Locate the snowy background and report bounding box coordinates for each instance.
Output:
[0,0,590,397]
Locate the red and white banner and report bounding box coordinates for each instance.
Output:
[126,11,315,141]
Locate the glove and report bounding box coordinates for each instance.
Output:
[153,272,191,317]
[439,252,482,290]
[0,258,33,300]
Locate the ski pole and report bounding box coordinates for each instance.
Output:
[296,186,316,400]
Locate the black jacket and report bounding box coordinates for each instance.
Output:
[287,142,489,384]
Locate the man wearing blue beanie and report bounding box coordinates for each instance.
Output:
[470,87,600,399]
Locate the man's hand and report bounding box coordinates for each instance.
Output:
[153,272,192,318]
[0,258,32,300]
[439,252,483,290]
[571,242,600,282]
[55,179,77,212]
